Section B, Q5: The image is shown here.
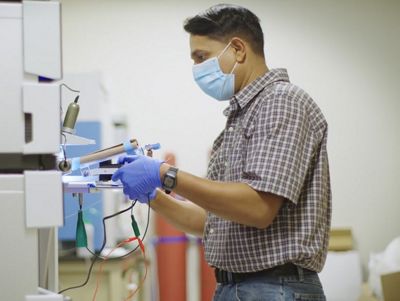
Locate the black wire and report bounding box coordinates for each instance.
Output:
[84,200,151,260]
[131,201,137,215]
[84,200,137,259]
[60,83,80,94]
[119,201,151,259]
[58,199,152,294]
[58,202,135,294]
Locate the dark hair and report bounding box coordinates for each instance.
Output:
[183,4,264,56]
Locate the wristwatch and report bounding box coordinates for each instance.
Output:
[162,166,178,194]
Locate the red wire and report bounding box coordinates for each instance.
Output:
[124,237,147,301]
[92,237,146,301]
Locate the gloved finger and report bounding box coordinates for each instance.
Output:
[118,155,140,165]
[118,155,131,164]
[111,168,123,182]
[117,156,126,164]
[129,192,139,201]
[123,187,130,197]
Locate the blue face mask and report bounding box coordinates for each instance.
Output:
[192,42,238,101]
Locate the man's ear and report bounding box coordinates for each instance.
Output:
[230,37,246,63]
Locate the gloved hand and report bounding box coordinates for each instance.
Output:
[112,155,163,203]
[135,190,157,203]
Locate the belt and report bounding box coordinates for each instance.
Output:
[214,263,298,284]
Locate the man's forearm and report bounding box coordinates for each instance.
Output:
[160,164,283,229]
[150,190,207,237]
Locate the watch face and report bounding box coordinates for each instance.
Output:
[163,167,178,191]
[164,177,174,187]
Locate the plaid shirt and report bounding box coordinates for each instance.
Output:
[204,69,331,273]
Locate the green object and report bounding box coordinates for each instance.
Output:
[76,210,87,248]
[131,215,140,237]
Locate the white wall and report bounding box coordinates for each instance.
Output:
[62,0,400,273]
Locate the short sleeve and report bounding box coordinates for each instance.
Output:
[242,91,316,204]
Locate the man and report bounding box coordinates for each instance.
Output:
[113,4,331,300]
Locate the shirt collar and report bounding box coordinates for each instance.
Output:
[223,68,290,116]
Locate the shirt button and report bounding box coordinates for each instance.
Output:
[209,228,214,234]
[228,126,234,132]
[225,162,229,167]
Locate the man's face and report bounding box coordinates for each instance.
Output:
[189,35,236,74]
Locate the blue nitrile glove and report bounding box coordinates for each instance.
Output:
[135,190,157,203]
[112,155,163,202]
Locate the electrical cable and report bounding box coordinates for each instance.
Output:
[91,198,151,300]
[131,201,135,215]
[91,236,146,301]
[119,201,151,259]
[58,202,135,294]
[60,83,80,94]
[84,200,151,260]
[124,252,148,301]
[58,200,151,294]
[84,200,138,260]
[59,83,80,116]
[122,237,148,301]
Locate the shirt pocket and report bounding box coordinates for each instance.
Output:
[240,114,257,159]
[223,133,242,181]
[243,122,255,140]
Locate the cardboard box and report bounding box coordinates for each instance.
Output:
[328,228,353,251]
[381,271,400,301]
[358,272,400,301]
[326,229,400,301]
